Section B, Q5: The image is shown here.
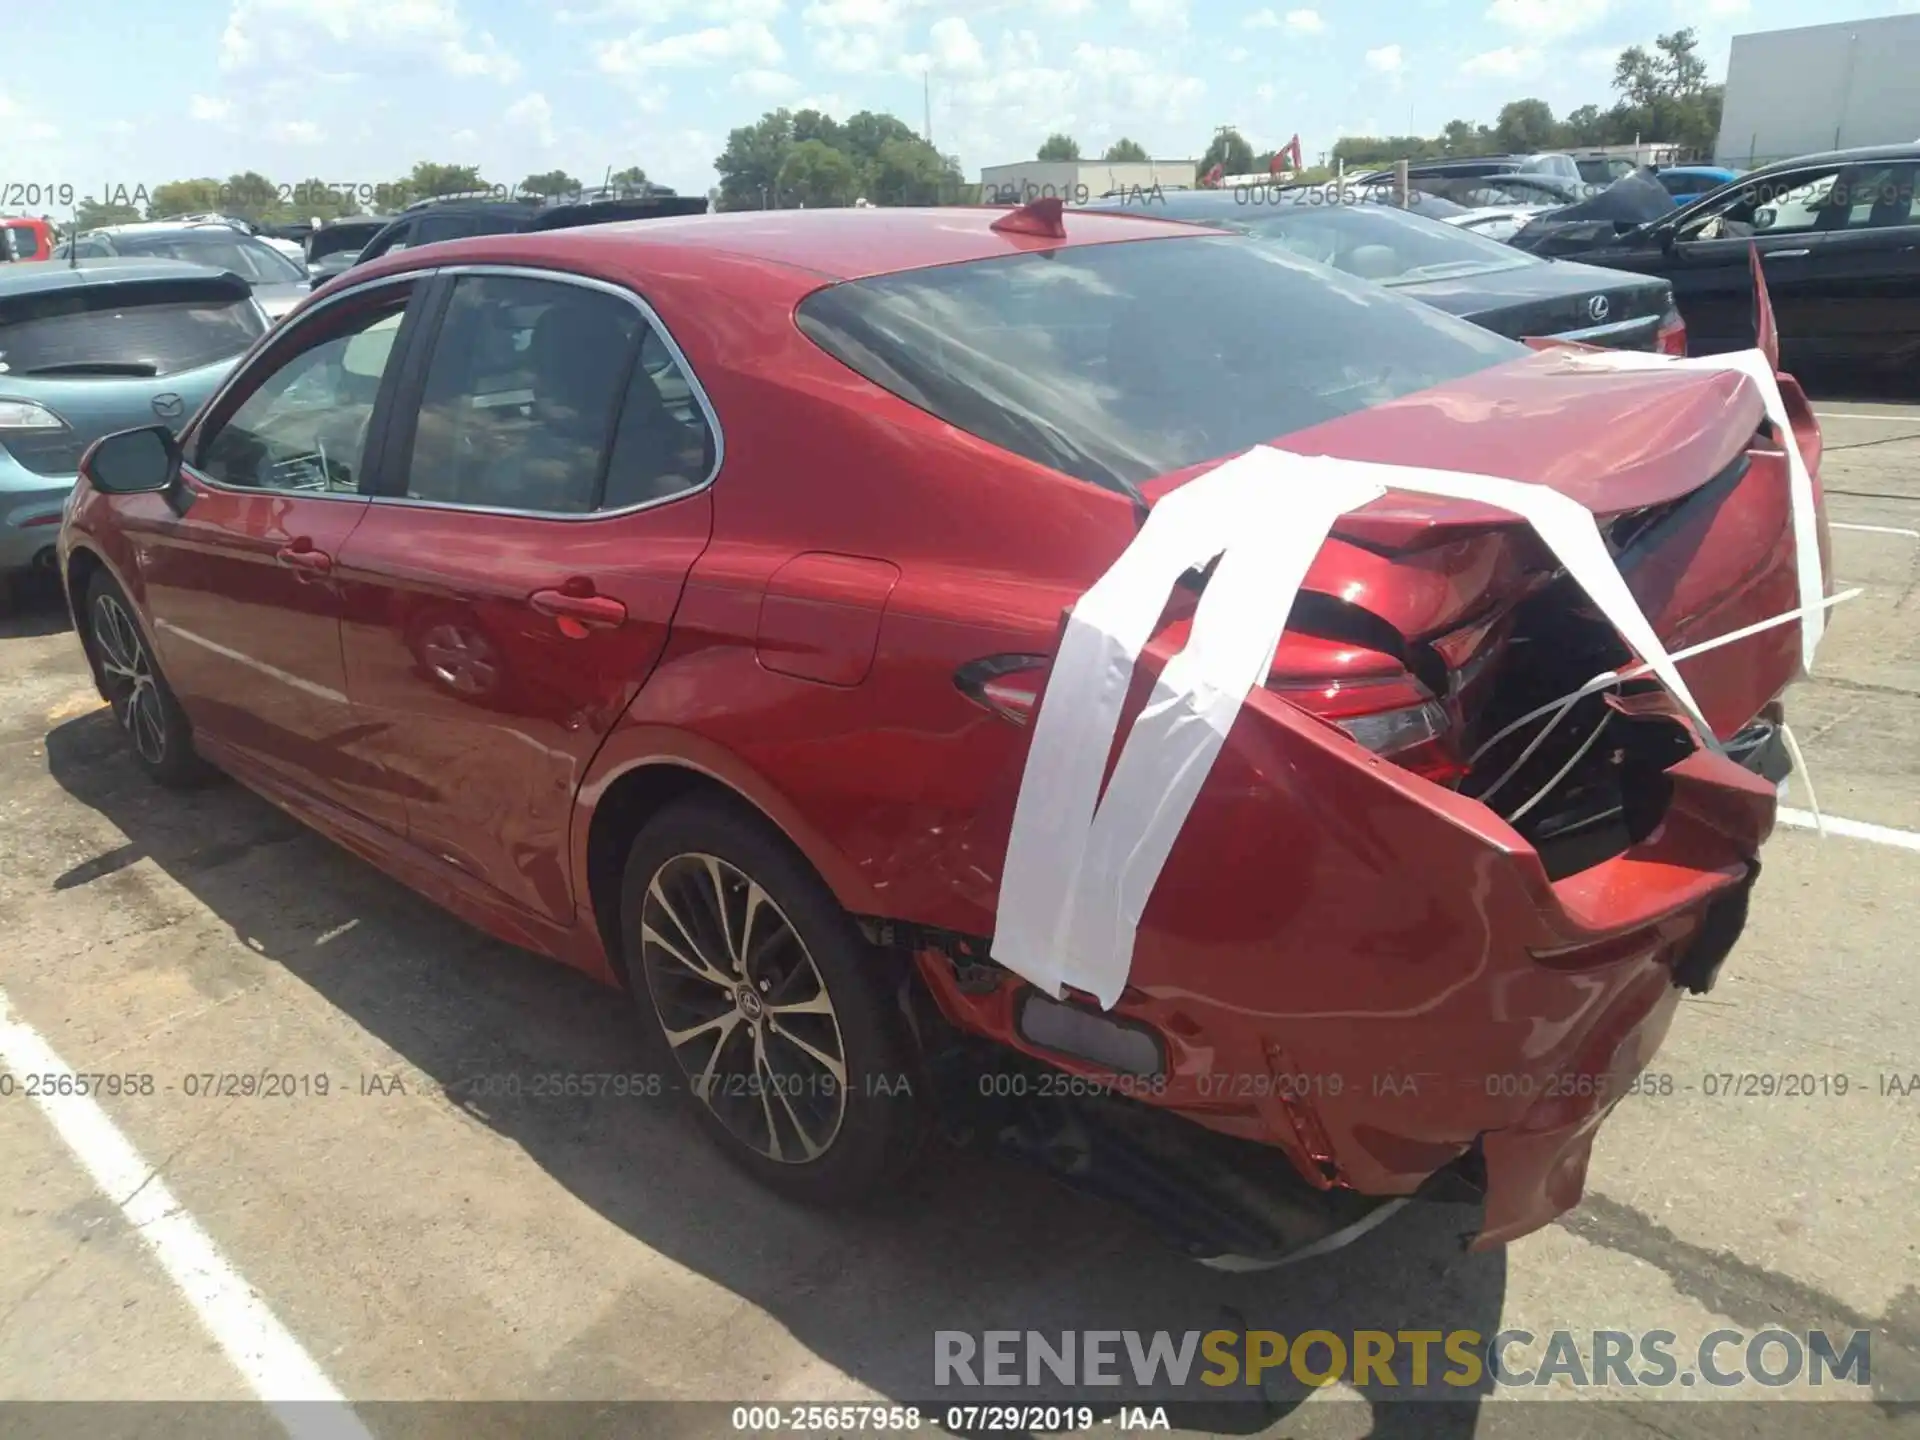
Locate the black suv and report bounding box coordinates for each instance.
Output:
[342,191,711,279]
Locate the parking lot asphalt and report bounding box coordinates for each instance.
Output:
[2,398,1918,1440]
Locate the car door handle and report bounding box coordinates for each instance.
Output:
[528,588,627,631]
[1765,248,1812,259]
[275,543,332,574]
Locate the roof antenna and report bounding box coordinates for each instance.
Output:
[990,194,1067,238]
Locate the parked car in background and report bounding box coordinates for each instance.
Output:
[4,217,57,262]
[304,215,394,287]
[1438,205,1556,242]
[1084,188,1686,352]
[344,191,711,272]
[1511,144,1920,373]
[54,222,310,323]
[58,206,1814,1262]
[1653,166,1743,206]
[1,258,263,589]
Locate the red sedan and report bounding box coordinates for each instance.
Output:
[57,204,1827,1265]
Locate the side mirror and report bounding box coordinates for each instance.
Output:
[1753,206,1777,231]
[81,425,182,496]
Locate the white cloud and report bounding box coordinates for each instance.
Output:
[0,92,17,120]
[1483,0,1607,40]
[1129,0,1188,27]
[1461,45,1538,77]
[732,67,801,96]
[1245,7,1279,26]
[504,92,555,147]
[1225,44,1251,61]
[188,94,232,121]
[271,119,325,143]
[1037,0,1093,12]
[595,19,783,71]
[1364,43,1404,73]
[449,127,479,143]
[929,15,986,72]
[1285,8,1325,32]
[218,0,521,82]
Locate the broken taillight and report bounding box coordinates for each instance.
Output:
[1269,675,1467,787]
[1655,307,1687,356]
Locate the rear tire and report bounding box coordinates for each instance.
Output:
[85,570,213,789]
[619,796,924,1205]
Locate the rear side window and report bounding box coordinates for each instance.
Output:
[0,281,265,378]
[400,273,714,514]
[795,233,1522,496]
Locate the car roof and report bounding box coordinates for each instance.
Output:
[0,255,239,297]
[360,204,1204,283]
[1746,143,1920,172]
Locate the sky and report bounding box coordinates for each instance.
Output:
[3,0,1918,208]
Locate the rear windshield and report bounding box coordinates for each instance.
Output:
[794,232,1523,496]
[309,224,384,261]
[107,232,307,283]
[1233,203,1539,286]
[0,281,265,378]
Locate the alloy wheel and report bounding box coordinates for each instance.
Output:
[640,852,849,1163]
[92,593,166,766]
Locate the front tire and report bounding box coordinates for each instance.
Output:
[619,797,924,1204]
[85,571,212,788]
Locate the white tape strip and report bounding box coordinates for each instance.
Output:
[1552,347,1826,671]
[992,349,1829,1010]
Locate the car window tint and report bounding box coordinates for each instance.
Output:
[401,274,648,514]
[1682,170,1840,240]
[797,232,1521,498]
[0,280,265,377]
[599,325,716,509]
[1835,164,1920,229]
[196,293,409,493]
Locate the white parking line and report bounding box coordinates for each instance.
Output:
[1831,522,1920,538]
[1813,411,1920,423]
[1777,807,1920,854]
[0,988,372,1439]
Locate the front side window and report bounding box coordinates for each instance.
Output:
[1681,169,1841,240]
[400,273,714,514]
[0,279,265,378]
[195,289,411,492]
[796,233,1522,498]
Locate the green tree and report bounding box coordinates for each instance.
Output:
[1199,126,1255,178]
[1556,104,1607,147]
[386,162,488,209]
[1102,137,1149,162]
[608,166,649,188]
[777,138,859,208]
[1440,118,1478,154]
[1037,132,1081,161]
[792,108,845,151]
[866,135,965,204]
[1494,98,1556,153]
[218,171,279,222]
[1656,28,1709,96]
[73,196,143,230]
[841,111,920,165]
[519,169,582,199]
[715,109,796,209]
[149,178,226,218]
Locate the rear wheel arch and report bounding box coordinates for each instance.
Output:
[583,759,882,988]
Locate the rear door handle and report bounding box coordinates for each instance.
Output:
[275,542,332,574]
[528,588,627,632]
[1765,248,1812,259]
